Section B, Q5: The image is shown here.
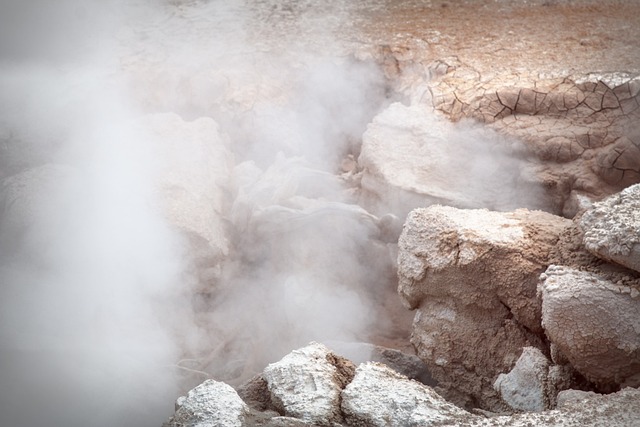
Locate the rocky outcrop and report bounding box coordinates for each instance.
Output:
[166,343,640,427]
[397,205,569,410]
[538,265,640,390]
[579,183,640,272]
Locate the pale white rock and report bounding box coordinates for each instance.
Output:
[579,183,640,273]
[262,342,345,426]
[341,362,472,427]
[167,379,248,427]
[539,265,640,388]
[556,389,599,409]
[494,347,550,412]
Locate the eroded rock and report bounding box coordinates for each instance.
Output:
[494,347,552,412]
[166,344,640,427]
[398,205,569,410]
[341,362,471,427]
[579,183,640,272]
[165,379,249,427]
[262,342,354,425]
[538,265,640,389]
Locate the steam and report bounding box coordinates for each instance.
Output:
[0,1,546,426]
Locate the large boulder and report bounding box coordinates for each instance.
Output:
[538,265,640,390]
[398,205,569,410]
[579,183,640,273]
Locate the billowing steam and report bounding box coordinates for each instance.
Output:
[0,1,544,426]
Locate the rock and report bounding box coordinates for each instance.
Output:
[556,390,599,409]
[579,183,640,273]
[165,379,249,427]
[538,265,640,389]
[140,113,233,286]
[341,362,471,427]
[358,102,545,218]
[167,344,640,427]
[494,347,551,412]
[236,375,280,414]
[262,342,354,426]
[325,341,435,386]
[398,205,569,410]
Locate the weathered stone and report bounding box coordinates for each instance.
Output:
[167,345,640,427]
[341,362,471,427]
[165,380,249,427]
[494,347,551,412]
[579,183,640,272]
[326,341,435,386]
[556,389,599,409]
[538,265,640,389]
[398,205,569,410]
[262,342,353,426]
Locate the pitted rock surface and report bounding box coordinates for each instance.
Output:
[262,342,353,426]
[494,347,553,412]
[579,183,640,272]
[341,362,470,427]
[166,344,640,427]
[538,265,640,389]
[165,379,249,427]
[397,205,569,410]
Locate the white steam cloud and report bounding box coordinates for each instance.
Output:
[0,1,547,426]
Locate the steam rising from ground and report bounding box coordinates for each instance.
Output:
[0,1,544,426]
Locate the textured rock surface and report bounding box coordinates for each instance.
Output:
[358,102,544,217]
[342,362,470,427]
[166,344,640,427]
[262,342,354,425]
[165,379,249,427]
[494,347,551,412]
[398,205,569,410]
[579,183,640,272]
[538,265,640,389]
[325,341,434,386]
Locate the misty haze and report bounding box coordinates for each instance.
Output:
[1,1,639,426]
